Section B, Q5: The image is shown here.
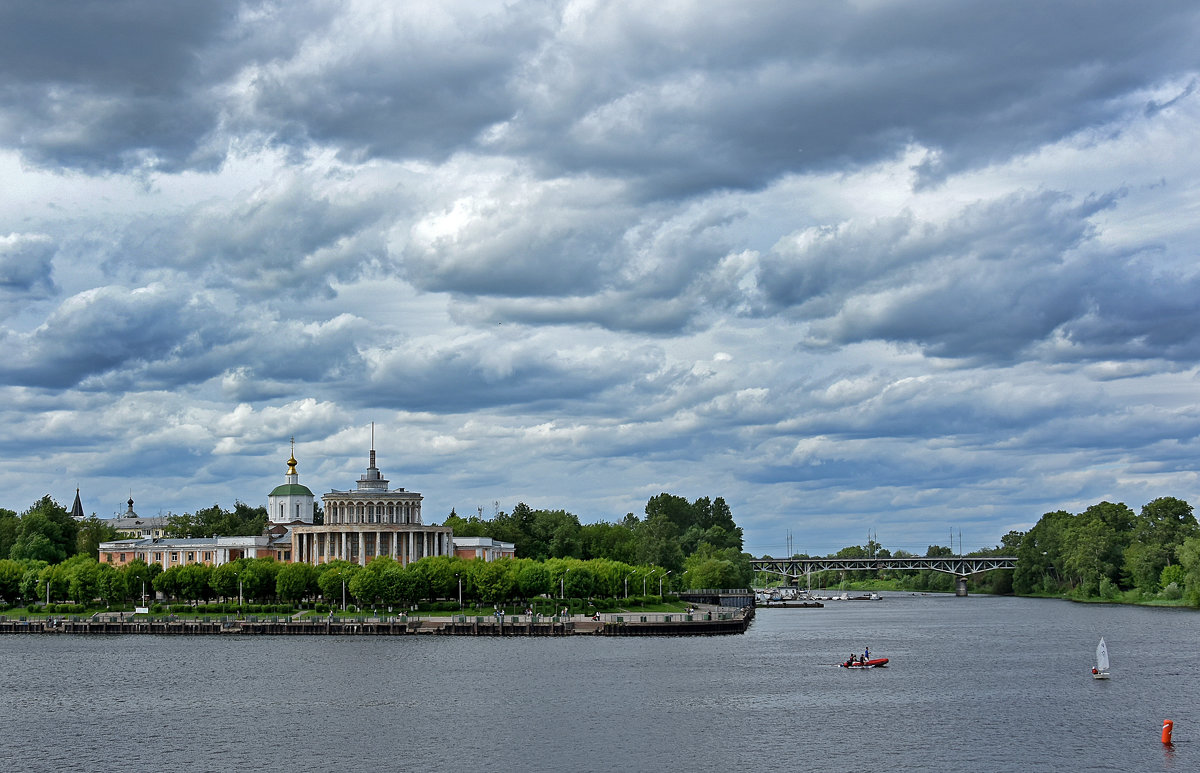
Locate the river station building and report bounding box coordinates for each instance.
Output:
[98,436,456,570]
[290,446,453,567]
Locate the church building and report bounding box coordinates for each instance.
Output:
[267,440,315,524]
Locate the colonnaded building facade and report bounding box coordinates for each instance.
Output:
[290,446,453,567]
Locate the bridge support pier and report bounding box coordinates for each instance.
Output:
[955,576,968,596]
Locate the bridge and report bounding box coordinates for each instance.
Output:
[750,556,1017,596]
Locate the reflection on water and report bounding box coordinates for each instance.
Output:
[2,595,1196,772]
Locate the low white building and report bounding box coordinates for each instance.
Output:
[98,534,287,569]
[452,536,516,562]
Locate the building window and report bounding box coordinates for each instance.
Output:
[187,552,195,562]
[170,552,179,563]
[204,552,212,562]
[119,553,126,562]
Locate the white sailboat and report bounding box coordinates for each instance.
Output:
[1092,637,1110,679]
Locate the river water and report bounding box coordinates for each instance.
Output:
[1,594,1196,772]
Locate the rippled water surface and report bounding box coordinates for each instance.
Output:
[2,595,1197,772]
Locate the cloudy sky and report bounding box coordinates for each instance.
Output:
[3,1,1199,557]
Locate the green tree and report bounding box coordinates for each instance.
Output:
[153,566,182,600]
[645,493,696,534]
[175,564,213,604]
[1013,511,1072,595]
[123,559,160,604]
[19,563,49,602]
[210,560,240,602]
[348,563,384,607]
[76,517,117,557]
[1124,497,1198,592]
[238,559,280,603]
[61,555,102,604]
[97,563,128,606]
[0,509,18,560]
[0,558,26,602]
[1176,535,1200,607]
[474,559,517,605]
[316,561,361,608]
[276,562,317,602]
[634,513,684,572]
[10,496,79,563]
[563,564,595,598]
[1063,511,1120,597]
[516,561,551,600]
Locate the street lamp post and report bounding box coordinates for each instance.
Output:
[456,573,462,608]
[659,570,672,597]
[643,572,648,596]
[341,577,346,611]
[625,572,635,598]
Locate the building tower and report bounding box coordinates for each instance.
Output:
[290,425,452,567]
[267,438,315,524]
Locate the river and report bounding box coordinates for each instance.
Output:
[1,594,1196,772]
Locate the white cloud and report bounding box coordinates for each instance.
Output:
[2,2,1200,554]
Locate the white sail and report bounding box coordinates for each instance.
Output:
[1096,637,1110,671]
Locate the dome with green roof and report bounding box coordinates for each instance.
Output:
[267,442,315,524]
[270,482,314,497]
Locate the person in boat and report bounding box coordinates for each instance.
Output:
[1092,667,1099,675]
[864,646,870,660]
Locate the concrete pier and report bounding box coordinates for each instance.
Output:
[0,607,753,637]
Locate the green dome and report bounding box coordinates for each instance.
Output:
[270,483,313,497]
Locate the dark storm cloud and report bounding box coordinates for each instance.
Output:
[757,189,1200,364]
[116,175,396,298]
[496,1,1200,195]
[243,3,549,162]
[0,284,369,391]
[7,1,1195,191]
[0,285,229,388]
[406,191,741,332]
[359,337,662,412]
[0,233,57,299]
[0,0,248,171]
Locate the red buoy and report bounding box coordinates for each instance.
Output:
[1162,719,1174,745]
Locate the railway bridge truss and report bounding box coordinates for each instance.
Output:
[750,556,1017,596]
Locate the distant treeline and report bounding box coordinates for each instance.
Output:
[0,492,755,607]
[758,497,1200,606]
[758,536,1018,595]
[444,493,752,590]
[1011,497,1199,604]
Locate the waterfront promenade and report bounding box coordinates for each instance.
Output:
[0,605,752,637]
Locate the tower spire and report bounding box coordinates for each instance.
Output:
[369,421,376,470]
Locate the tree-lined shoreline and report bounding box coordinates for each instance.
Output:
[3,492,1199,612]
